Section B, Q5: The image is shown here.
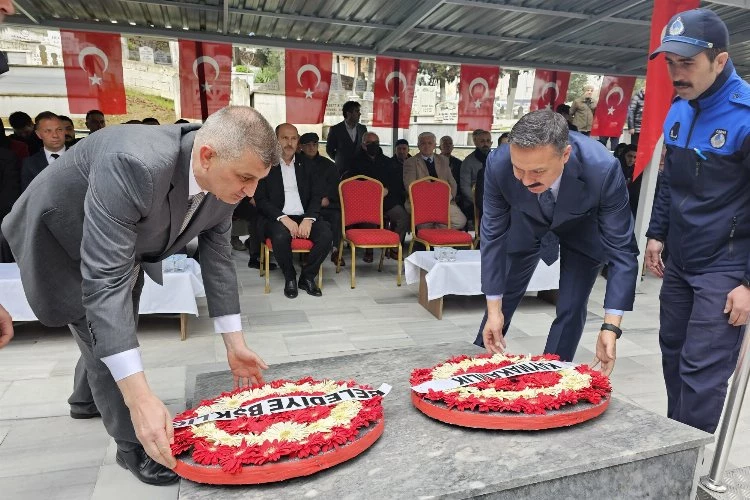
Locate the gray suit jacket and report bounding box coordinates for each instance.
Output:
[2,124,240,358]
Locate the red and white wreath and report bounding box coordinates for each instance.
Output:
[171,377,386,476]
[410,353,610,414]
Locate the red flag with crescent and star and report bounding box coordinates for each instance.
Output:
[457,64,500,131]
[284,49,333,124]
[60,30,126,114]
[178,40,232,120]
[371,57,418,129]
[529,69,571,112]
[591,76,636,137]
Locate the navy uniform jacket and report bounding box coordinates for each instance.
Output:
[481,133,639,311]
[647,61,750,279]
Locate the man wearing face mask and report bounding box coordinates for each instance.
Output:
[645,9,750,434]
[474,110,638,376]
[460,129,493,224]
[348,133,409,256]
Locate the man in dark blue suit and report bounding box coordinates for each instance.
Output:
[474,110,639,375]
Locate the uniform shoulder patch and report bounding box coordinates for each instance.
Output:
[669,122,680,141]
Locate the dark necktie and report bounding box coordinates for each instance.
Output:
[425,157,438,178]
[50,153,59,160]
[538,189,559,265]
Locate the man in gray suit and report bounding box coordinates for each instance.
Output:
[2,106,280,485]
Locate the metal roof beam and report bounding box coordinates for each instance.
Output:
[443,0,650,26]
[11,0,39,24]
[222,0,228,35]
[374,0,445,53]
[504,0,647,60]
[118,0,395,30]
[414,28,645,54]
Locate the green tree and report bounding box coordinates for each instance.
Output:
[565,73,592,102]
[418,62,459,101]
[255,49,282,83]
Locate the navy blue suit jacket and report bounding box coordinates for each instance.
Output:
[480,133,639,311]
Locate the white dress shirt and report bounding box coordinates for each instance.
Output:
[102,152,243,381]
[279,157,305,216]
[44,147,65,165]
[487,172,622,317]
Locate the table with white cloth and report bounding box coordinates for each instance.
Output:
[0,258,206,340]
[404,250,560,319]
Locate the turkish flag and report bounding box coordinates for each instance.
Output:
[590,76,636,137]
[372,57,418,129]
[457,64,500,132]
[634,0,699,180]
[285,49,332,124]
[529,69,571,112]
[60,30,126,114]
[178,40,232,120]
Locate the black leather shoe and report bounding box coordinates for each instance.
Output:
[298,277,322,297]
[248,256,277,270]
[284,279,298,298]
[116,447,179,486]
[70,408,101,419]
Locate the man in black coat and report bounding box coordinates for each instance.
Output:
[326,101,367,178]
[300,132,344,266]
[255,124,332,298]
[21,112,66,191]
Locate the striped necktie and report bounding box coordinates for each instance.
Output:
[131,192,206,290]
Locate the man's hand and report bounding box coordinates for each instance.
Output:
[592,330,617,376]
[725,285,750,326]
[118,373,176,469]
[383,187,389,197]
[223,331,268,388]
[0,304,14,349]
[298,219,313,239]
[321,197,330,208]
[280,215,299,237]
[482,299,506,354]
[645,238,665,278]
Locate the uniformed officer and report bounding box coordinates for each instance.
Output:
[646,8,750,433]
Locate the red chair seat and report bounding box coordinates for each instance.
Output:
[345,228,400,246]
[416,228,473,245]
[264,238,314,251]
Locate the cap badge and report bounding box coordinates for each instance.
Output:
[668,17,685,37]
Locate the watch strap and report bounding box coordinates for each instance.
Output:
[601,322,622,339]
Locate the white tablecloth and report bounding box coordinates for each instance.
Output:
[0,259,205,321]
[404,250,560,301]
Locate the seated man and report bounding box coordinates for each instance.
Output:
[403,131,467,230]
[299,132,344,267]
[348,132,409,260]
[460,129,493,225]
[254,123,332,298]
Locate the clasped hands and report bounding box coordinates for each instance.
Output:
[280,215,313,239]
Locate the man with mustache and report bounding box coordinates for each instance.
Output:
[474,110,639,376]
[645,9,750,434]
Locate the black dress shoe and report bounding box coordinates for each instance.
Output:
[298,277,322,297]
[248,256,277,270]
[116,447,179,486]
[70,408,101,419]
[284,279,298,298]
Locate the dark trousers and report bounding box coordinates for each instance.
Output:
[318,207,342,249]
[233,198,262,257]
[631,132,640,146]
[474,246,602,361]
[67,271,144,451]
[598,136,619,151]
[659,262,745,433]
[265,215,332,281]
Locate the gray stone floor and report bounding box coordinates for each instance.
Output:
[1,248,748,499]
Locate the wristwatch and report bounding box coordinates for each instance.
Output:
[600,323,622,339]
[741,278,750,289]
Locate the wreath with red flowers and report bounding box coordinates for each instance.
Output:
[410,353,611,430]
[171,377,385,484]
